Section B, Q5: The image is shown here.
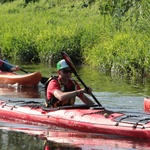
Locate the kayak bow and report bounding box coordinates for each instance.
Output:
[144,97,150,112]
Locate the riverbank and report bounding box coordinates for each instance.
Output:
[0,0,149,77]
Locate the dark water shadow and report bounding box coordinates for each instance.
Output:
[0,84,42,99]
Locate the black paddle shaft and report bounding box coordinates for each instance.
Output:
[0,59,48,84]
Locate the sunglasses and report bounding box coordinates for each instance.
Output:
[62,69,72,74]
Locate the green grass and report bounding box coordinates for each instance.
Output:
[0,0,149,77]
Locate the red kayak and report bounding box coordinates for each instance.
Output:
[0,71,42,86]
[144,97,150,112]
[0,99,150,139]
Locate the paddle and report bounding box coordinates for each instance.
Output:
[0,59,48,84]
[61,51,102,107]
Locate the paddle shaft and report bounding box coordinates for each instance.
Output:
[0,59,48,84]
[0,59,16,67]
[0,59,31,73]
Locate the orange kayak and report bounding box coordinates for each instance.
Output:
[0,71,42,86]
[144,97,150,112]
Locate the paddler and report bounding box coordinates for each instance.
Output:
[45,59,95,108]
[0,47,20,72]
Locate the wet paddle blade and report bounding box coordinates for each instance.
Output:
[61,52,78,76]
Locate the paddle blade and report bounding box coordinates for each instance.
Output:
[61,52,77,76]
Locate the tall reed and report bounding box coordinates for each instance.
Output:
[0,0,149,76]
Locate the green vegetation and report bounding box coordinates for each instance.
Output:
[0,0,149,77]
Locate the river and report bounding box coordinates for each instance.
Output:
[0,63,150,150]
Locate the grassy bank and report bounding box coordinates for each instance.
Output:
[0,0,149,77]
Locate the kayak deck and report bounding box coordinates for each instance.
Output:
[0,100,150,139]
[0,71,42,86]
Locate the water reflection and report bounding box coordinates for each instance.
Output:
[0,119,150,150]
[0,84,42,99]
[77,66,150,96]
[44,132,150,150]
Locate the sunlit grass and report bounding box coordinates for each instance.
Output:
[0,0,149,77]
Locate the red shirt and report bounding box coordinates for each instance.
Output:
[46,77,81,100]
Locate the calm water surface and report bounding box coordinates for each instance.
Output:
[0,63,150,150]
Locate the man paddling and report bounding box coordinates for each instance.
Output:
[45,59,94,108]
[0,47,20,72]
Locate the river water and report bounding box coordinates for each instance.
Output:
[0,63,150,150]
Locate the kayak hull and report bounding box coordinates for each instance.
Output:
[0,100,150,139]
[144,97,150,112]
[0,71,42,86]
